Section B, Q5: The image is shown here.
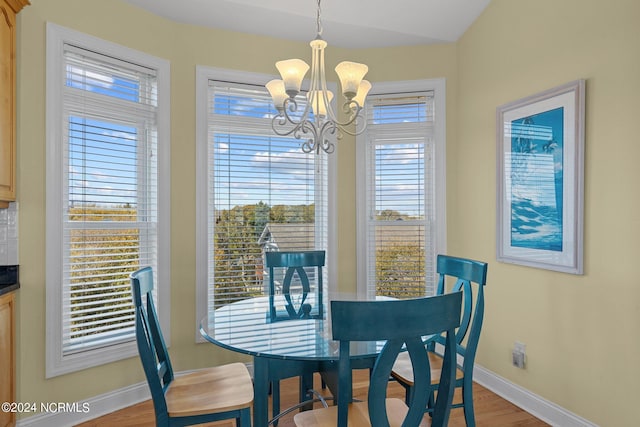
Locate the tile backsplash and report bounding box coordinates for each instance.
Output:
[0,202,18,265]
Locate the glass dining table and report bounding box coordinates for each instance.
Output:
[199,294,385,427]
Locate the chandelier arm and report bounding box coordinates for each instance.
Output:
[315,39,338,123]
[295,118,318,140]
[319,80,339,125]
[273,99,367,139]
[271,113,301,137]
[316,74,364,131]
[282,97,313,127]
[335,118,367,136]
[299,120,321,153]
[271,97,314,137]
[329,103,360,127]
[315,120,336,154]
[297,118,336,155]
[319,120,337,140]
[331,102,367,136]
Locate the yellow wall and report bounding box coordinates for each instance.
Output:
[454,1,640,426]
[13,0,640,425]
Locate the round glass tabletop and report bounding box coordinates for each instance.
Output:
[200,295,384,361]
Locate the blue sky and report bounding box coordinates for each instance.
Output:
[66,68,428,216]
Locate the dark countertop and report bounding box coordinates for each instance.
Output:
[0,265,19,296]
[0,282,19,297]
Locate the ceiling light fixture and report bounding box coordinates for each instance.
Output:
[266,0,371,154]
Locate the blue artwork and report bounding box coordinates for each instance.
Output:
[510,107,564,251]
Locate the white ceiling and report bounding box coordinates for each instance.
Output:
[123,0,491,49]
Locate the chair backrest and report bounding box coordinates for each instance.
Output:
[265,250,325,322]
[432,255,488,371]
[130,267,173,423]
[331,292,462,427]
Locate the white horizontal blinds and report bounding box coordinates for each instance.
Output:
[365,92,436,299]
[207,81,327,312]
[62,44,159,354]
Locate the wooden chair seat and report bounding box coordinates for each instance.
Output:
[166,363,253,418]
[391,351,464,387]
[294,398,427,426]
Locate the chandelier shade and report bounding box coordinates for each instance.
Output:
[308,90,333,117]
[266,0,371,154]
[275,59,309,97]
[352,80,372,109]
[334,61,369,99]
[265,79,288,110]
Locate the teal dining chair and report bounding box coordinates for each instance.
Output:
[264,250,326,424]
[265,250,325,322]
[130,267,253,427]
[391,254,488,427]
[294,292,462,427]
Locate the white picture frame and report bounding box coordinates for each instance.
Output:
[496,80,585,274]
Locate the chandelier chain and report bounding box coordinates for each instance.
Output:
[316,0,323,37]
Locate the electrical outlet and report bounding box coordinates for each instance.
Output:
[512,350,525,368]
[512,341,526,369]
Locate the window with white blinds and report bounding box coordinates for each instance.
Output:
[195,68,328,325]
[357,81,446,299]
[46,24,170,377]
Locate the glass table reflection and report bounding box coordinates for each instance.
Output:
[200,295,384,427]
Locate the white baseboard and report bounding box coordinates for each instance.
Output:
[473,364,598,427]
[16,382,150,427]
[17,366,597,427]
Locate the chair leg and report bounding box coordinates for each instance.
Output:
[272,381,280,426]
[462,380,476,427]
[391,377,412,405]
[426,389,435,417]
[238,407,251,427]
[405,383,413,406]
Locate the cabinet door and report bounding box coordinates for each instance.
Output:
[0,2,17,205]
[0,292,15,427]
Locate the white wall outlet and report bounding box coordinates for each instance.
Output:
[512,341,526,369]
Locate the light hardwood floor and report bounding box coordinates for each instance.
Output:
[75,370,549,427]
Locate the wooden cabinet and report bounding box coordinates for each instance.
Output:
[0,291,15,427]
[0,0,29,208]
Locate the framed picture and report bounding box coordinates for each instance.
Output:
[496,80,585,274]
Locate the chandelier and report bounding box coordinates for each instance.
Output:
[266,0,371,154]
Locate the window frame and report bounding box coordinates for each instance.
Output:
[194,66,337,340]
[45,23,170,377]
[355,78,446,298]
